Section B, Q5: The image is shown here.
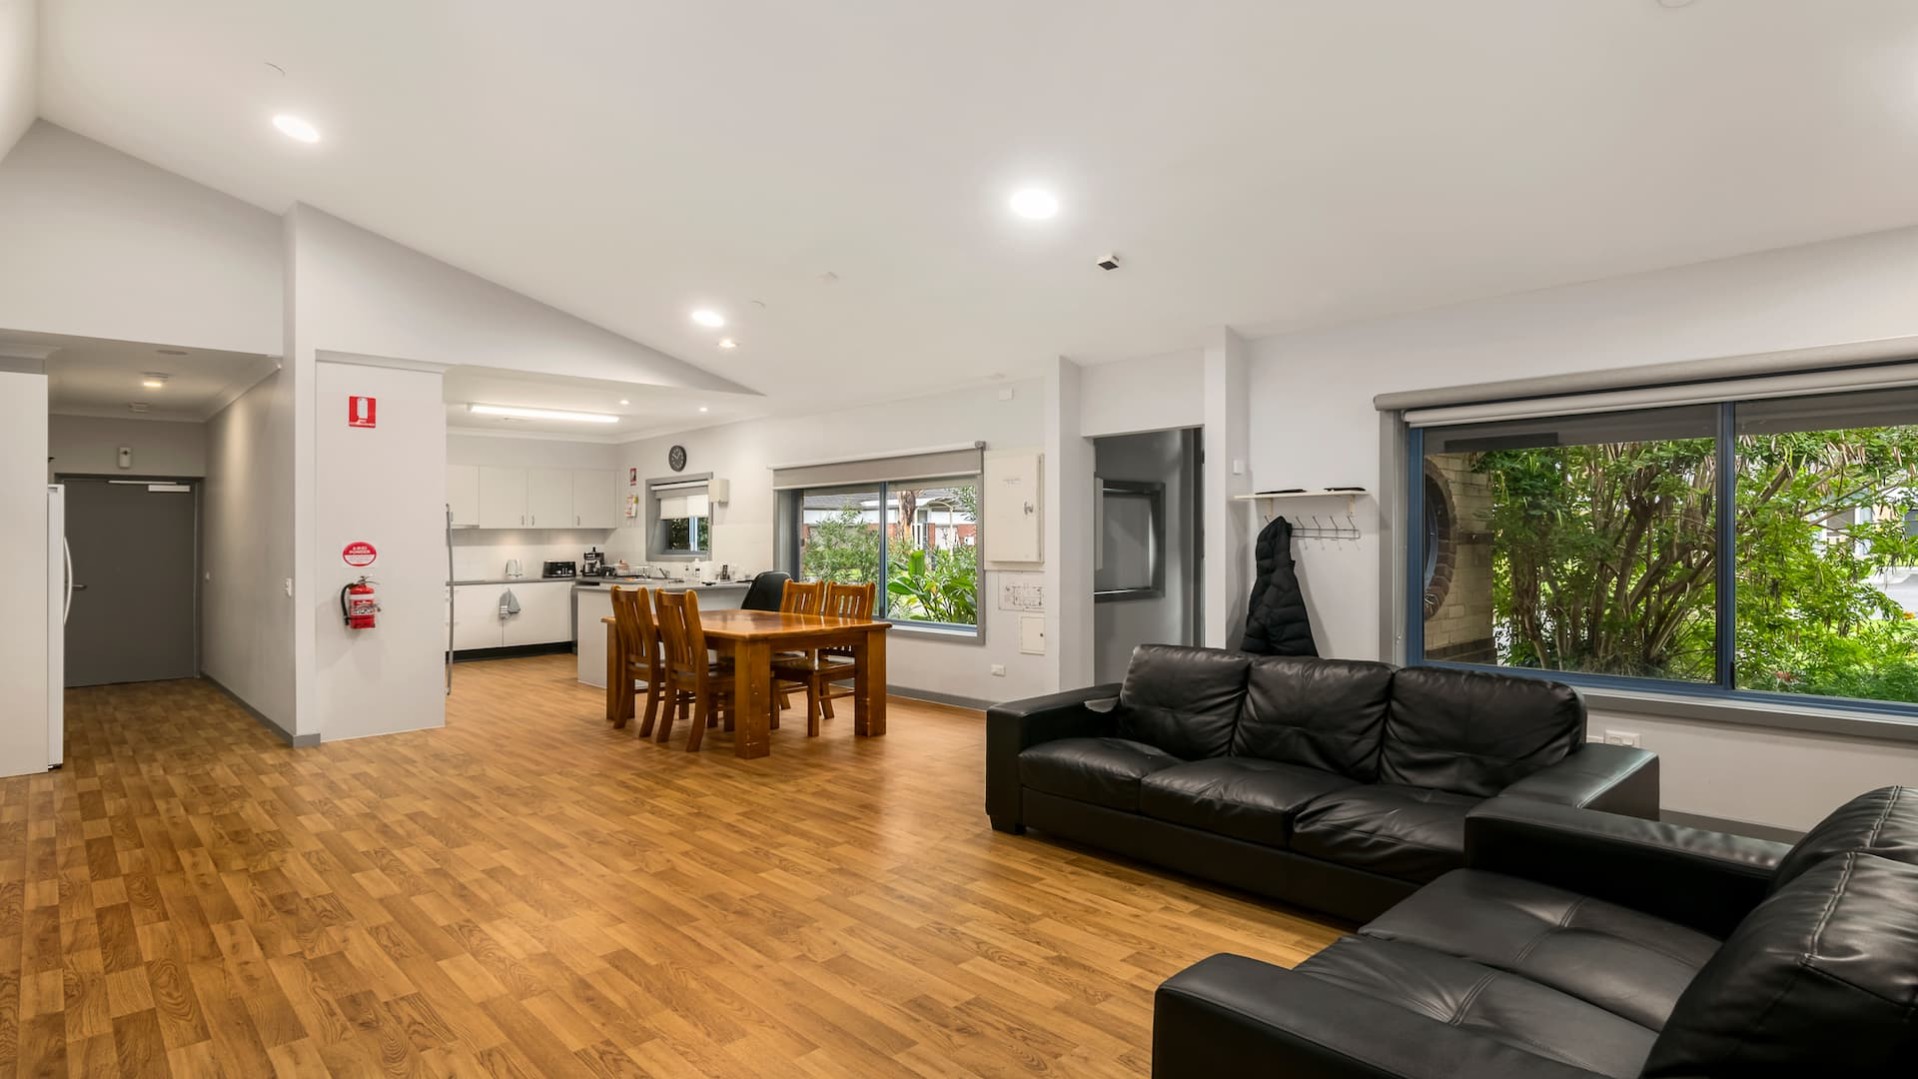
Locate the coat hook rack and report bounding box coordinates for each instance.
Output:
[1234,487,1367,541]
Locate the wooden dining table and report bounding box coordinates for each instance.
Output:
[603,608,891,758]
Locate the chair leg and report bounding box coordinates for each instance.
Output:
[654,688,678,744]
[637,677,663,739]
[805,679,821,737]
[687,689,709,751]
[821,692,835,720]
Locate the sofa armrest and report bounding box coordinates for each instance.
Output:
[1153,954,1608,1079]
[1465,797,1789,938]
[1498,743,1659,818]
[984,684,1120,833]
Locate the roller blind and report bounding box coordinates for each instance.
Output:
[653,479,708,519]
[771,444,984,491]
[1404,360,1918,429]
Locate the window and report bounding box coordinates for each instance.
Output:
[792,478,980,631]
[1407,387,1918,712]
[647,477,710,559]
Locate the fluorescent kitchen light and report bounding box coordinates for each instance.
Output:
[467,404,619,424]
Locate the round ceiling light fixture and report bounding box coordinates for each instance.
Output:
[1009,187,1060,220]
[690,308,726,328]
[717,338,737,350]
[272,114,321,143]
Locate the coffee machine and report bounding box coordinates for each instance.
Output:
[583,546,605,577]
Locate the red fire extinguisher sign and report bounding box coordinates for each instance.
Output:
[348,396,377,428]
[342,541,378,567]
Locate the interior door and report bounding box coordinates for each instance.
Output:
[63,478,198,687]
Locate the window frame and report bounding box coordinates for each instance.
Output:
[785,476,984,640]
[1402,397,1918,729]
[644,472,712,561]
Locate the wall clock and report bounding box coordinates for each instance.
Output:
[668,444,688,472]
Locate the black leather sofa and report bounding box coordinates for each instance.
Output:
[986,646,1657,921]
[1154,786,1918,1078]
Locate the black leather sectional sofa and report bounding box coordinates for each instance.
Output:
[986,645,1658,921]
[1154,786,1918,1078]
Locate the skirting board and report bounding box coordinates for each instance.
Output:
[1661,809,1803,844]
[889,685,994,712]
[201,673,321,748]
[452,643,575,663]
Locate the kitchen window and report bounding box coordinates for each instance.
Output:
[773,445,984,635]
[1404,384,1918,716]
[647,476,711,559]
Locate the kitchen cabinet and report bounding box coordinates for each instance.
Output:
[503,582,573,646]
[572,469,616,529]
[467,466,619,531]
[451,584,507,650]
[447,465,480,527]
[477,467,528,529]
[526,468,573,528]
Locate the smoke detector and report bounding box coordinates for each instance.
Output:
[1095,253,1121,271]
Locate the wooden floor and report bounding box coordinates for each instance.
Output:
[2,654,1342,1078]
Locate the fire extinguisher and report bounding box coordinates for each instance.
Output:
[340,576,379,629]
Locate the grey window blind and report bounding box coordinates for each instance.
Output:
[771,444,984,491]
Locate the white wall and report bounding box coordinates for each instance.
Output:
[607,379,1052,703]
[0,0,32,161]
[0,368,48,777]
[1246,223,1918,830]
[49,415,206,477]
[202,368,295,728]
[1094,429,1194,683]
[1080,349,1204,438]
[313,360,446,741]
[0,123,281,354]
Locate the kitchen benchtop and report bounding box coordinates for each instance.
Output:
[571,579,751,589]
[448,577,581,586]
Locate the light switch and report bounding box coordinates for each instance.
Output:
[1019,614,1046,655]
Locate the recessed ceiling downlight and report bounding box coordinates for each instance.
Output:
[272,114,321,143]
[691,308,726,328]
[718,338,737,350]
[467,403,618,424]
[1009,188,1060,220]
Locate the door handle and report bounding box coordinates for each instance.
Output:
[71,584,87,590]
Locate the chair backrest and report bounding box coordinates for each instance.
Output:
[1643,786,1918,1077]
[609,586,657,665]
[822,580,877,620]
[780,579,826,615]
[653,589,707,681]
[741,571,792,612]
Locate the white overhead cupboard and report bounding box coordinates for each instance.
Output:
[448,465,619,529]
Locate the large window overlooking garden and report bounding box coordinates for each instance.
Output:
[1409,386,1918,712]
[794,478,980,630]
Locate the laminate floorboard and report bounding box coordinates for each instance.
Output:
[2,654,1342,1077]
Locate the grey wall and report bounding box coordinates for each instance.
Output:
[48,415,207,477]
[1094,428,1194,684]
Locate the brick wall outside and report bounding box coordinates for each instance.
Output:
[1423,456,1498,663]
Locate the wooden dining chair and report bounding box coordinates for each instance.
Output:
[608,585,667,736]
[816,581,877,721]
[769,580,828,730]
[774,580,875,734]
[653,588,733,751]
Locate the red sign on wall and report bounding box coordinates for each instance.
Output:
[342,541,378,568]
[348,396,377,428]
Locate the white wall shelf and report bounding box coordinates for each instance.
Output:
[1234,488,1367,539]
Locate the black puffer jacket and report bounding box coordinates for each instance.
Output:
[1241,515,1318,657]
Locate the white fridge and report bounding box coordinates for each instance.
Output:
[47,484,67,770]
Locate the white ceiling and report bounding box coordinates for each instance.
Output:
[30,1,1918,411]
[443,366,767,439]
[9,330,276,421]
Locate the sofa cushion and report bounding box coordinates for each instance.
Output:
[1362,870,1719,1031]
[1232,656,1393,780]
[1017,737,1181,813]
[1643,851,1918,1077]
[1113,645,1250,761]
[1139,759,1357,849]
[1290,784,1477,883]
[1770,784,1918,891]
[1297,936,1657,1079]
[1382,667,1585,797]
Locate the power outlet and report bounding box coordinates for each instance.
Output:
[1603,730,1642,748]
[990,664,1007,677]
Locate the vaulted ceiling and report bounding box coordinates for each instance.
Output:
[28,1,1918,410]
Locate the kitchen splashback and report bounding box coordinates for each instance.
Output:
[449,528,612,581]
